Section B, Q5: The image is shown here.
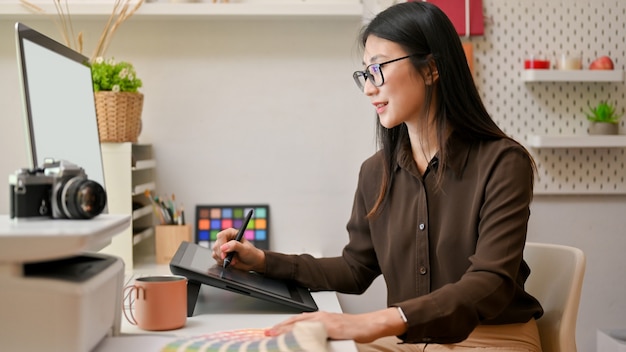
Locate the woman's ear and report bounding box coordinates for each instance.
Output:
[424,60,439,85]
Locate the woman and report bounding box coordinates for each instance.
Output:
[212,2,543,351]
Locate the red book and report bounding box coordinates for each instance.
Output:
[421,0,484,36]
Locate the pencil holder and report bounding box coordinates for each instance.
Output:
[155,225,191,264]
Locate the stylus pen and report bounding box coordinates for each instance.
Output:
[223,208,254,269]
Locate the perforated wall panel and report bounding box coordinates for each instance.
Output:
[471,0,626,194]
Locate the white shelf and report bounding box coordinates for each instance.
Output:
[521,69,624,82]
[132,204,153,220]
[0,1,363,19]
[132,181,156,196]
[132,159,156,171]
[526,134,626,148]
[133,226,154,246]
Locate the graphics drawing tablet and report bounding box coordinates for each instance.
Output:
[170,241,318,316]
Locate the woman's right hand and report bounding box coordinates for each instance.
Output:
[211,228,266,273]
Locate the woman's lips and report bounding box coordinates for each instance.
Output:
[373,102,387,114]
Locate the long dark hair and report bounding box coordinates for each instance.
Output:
[361,2,535,217]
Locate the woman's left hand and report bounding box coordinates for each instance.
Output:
[265,308,407,343]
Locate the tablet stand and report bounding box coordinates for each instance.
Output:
[187,279,202,316]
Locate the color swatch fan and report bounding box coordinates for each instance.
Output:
[195,205,269,250]
[161,322,328,352]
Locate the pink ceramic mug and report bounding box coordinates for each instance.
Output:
[123,275,187,331]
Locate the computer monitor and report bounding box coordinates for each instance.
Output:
[14,22,106,190]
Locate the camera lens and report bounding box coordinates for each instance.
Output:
[58,178,107,219]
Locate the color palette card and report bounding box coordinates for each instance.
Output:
[195,205,269,250]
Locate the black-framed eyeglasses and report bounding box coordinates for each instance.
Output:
[352,55,414,91]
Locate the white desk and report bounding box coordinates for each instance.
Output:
[97,265,358,352]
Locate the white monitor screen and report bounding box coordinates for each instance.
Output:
[15,22,106,189]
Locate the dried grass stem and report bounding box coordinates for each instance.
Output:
[19,0,144,61]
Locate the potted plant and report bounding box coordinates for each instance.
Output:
[586,101,621,135]
[91,57,144,143]
[20,0,145,142]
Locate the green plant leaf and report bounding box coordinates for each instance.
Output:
[585,101,621,123]
[90,57,142,93]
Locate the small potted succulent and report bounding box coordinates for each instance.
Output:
[586,101,621,135]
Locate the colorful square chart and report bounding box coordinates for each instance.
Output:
[195,205,269,250]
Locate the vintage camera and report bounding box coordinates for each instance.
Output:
[9,159,107,219]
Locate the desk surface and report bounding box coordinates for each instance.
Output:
[96,265,358,352]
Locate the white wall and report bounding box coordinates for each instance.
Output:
[0,17,375,257]
[1,8,625,352]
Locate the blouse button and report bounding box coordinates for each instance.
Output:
[419,223,425,230]
[419,266,427,275]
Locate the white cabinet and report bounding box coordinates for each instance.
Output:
[100,143,156,272]
[131,144,157,246]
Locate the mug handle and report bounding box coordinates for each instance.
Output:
[122,285,144,326]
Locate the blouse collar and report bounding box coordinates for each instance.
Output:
[395,134,472,179]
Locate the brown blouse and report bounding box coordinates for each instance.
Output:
[263,136,543,344]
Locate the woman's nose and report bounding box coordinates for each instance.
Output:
[363,79,377,96]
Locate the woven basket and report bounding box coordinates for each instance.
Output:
[94,91,144,143]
